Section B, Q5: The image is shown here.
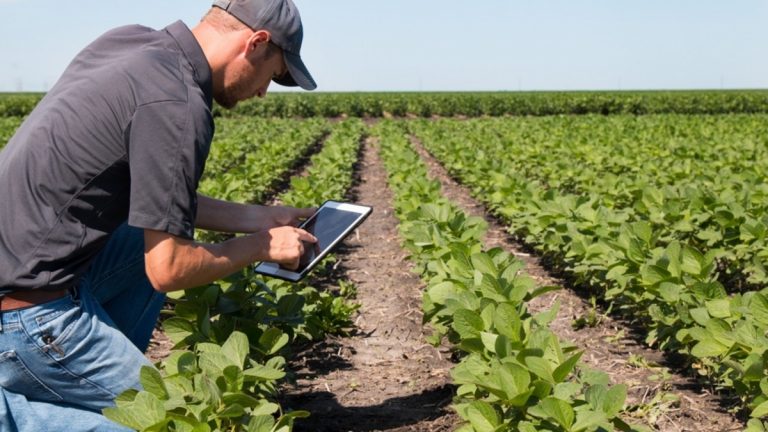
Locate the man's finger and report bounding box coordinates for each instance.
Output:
[286,207,316,227]
[298,207,317,219]
[296,228,318,243]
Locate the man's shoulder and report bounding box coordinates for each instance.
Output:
[102,23,156,38]
[91,25,195,106]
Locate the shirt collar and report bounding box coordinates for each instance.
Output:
[165,20,213,106]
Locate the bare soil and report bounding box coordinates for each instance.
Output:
[409,135,744,432]
[279,137,458,431]
[146,326,174,363]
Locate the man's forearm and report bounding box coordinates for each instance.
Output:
[144,225,316,292]
[196,193,315,234]
[144,231,265,292]
[196,193,268,233]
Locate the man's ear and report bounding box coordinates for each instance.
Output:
[244,30,271,55]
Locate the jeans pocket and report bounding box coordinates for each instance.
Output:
[0,350,63,402]
[33,299,82,357]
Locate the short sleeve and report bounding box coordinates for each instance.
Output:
[126,100,207,239]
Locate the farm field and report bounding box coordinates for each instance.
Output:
[0,91,767,431]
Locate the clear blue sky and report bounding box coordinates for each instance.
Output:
[1,0,766,92]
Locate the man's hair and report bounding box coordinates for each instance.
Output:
[202,7,250,33]
[201,7,281,60]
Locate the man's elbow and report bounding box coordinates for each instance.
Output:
[145,262,180,293]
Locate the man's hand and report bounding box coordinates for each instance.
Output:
[261,226,318,270]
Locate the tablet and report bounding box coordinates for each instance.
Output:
[254,201,372,282]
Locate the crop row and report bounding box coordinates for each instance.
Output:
[0,116,24,149]
[0,94,40,117]
[198,117,329,204]
[376,120,640,432]
[3,90,768,118]
[104,120,366,431]
[409,117,768,428]
[411,116,768,289]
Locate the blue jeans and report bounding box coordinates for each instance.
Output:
[0,224,166,431]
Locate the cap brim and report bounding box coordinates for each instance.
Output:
[273,51,317,91]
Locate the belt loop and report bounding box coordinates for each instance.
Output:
[0,295,4,333]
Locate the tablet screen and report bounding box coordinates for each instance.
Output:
[282,206,363,273]
[255,201,372,282]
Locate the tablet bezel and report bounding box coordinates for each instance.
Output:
[253,201,372,282]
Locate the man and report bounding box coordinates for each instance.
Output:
[0,0,317,430]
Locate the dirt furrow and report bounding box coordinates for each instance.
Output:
[409,135,743,432]
[281,137,458,432]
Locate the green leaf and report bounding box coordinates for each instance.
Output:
[530,397,575,429]
[745,419,768,432]
[585,382,628,418]
[243,364,285,381]
[658,282,681,303]
[480,332,498,354]
[665,241,682,277]
[247,415,275,432]
[163,318,196,345]
[427,281,458,304]
[640,265,668,286]
[553,352,583,383]
[626,238,647,264]
[199,351,233,375]
[198,373,223,408]
[465,401,501,430]
[259,328,290,356]
[102,406,146,431]
[114,389,139,404]
[749,294,768,326]
[553,382,582,401]
[453,309,485,339]
[681,246,705,275]
[218,403,245,418]
[499,363,531,405]
[604,384,627,417]
[689,307,710,326]
[752,400,768,418]
[525,356,555,384]
[162,351,197,377]
[606,265,628,281]
[493,303,522,342]
[471,253,498,276]
[252,401,280,416]
[222,365,245,392]
[586,384,608,411]
[139,366,169,400]
[221,331,250,368]
[572,409,610,432]
[705,299,731,319]
[690,339,728,358]
[273,410,311,430]
[516,422,538,432]
[222,393,262,409]
[102,391,167,430]
[631,221,653,245]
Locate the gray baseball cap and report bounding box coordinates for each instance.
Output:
[212,0,317,90]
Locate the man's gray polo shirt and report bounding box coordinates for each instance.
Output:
[0,21,214,293]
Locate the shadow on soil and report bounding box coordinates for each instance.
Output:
[288,339,355,378]
[282,384,455,432]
